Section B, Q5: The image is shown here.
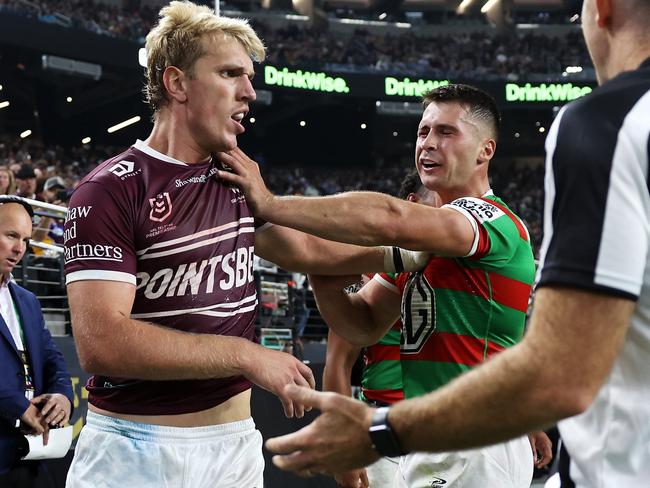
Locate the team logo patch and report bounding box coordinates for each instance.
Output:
[108,160,135,177]
[430,477,447,486]
[450,197,503,223]
[401,272,436,354]
[149,192,173,222]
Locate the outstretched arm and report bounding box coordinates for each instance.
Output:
[265,286,634,474]
[255,224,429,275]
[219,148,474,256]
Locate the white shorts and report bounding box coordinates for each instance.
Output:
[395,435,533,488]
[366,456,400,487]
[66,411,264,488]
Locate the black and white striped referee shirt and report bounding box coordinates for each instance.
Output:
[538,57,650,487]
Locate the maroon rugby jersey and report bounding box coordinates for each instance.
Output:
[64,140,261,415]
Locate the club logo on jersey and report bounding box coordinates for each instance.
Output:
[401,272,436,354]
[230,186,246,204]
[149,192,173,222]
[430,477,447,486]
[449,197,503,223]
[108,161,135,177]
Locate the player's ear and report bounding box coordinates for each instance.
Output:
[594,0,613,28]
[478,139,496,164]
[163,66,188,104]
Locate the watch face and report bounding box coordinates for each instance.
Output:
[369,408,404,457]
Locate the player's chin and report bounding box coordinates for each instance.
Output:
[216,136,238,153]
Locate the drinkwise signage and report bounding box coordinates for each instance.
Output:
[257,64,595,107]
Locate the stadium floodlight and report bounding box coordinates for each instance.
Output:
[66,97,73,103]
[20,130,32,139]
[565,66,583,74]
[480,0,499,14]
[82,137,91,144]
[0,84,3,91]
[107,116,141,134]
[0,101,9,109]
[457,0,475,14]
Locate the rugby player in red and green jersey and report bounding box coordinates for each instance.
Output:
[219,84,548,487]
[322,172,441,488]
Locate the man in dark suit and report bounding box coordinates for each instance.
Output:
[0,196,73,487]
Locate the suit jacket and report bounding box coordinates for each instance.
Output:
[0,281,73,474]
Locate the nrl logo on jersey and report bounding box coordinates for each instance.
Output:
[149,192,173,222]
[107,160,141,180]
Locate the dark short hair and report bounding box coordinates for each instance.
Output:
[422,84,501,140]
[398,169,423,200]
[0,195,35,218]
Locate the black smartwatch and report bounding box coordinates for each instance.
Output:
[368,407,406,457]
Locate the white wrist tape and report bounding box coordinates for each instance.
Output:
[382,246,430,273]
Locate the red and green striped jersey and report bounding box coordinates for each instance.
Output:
[376,192,535,399]
[359,320,404,405]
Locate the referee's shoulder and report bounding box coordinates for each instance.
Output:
[561,66,650,125]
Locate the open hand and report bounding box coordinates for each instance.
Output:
[266,385,379,477]
[244,346,316,418]
[216,148,275,217]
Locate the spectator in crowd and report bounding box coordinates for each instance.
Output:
[0,196,73,488]
[14,166,38,200]
[0,0,590,79]
[0,167,16,195]
[31,176,67,255]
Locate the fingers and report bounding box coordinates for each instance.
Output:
[216,151,247,175]
[298,362,316,390]
[283,384,327,413]
[271,447,316,472]
[42,424,50,446]
[359,470,369,488]
[30,394,48,405]
[279,395,295,419]
[45,407,66,426]
[537,441,553,468]
[266,424,314,455]
[40,398,57,417]
[30,420,45,435]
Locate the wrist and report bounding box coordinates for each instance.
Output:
[228,337,258,377]
[368,406,407,457]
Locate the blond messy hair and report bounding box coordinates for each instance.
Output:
[144,1,265,112]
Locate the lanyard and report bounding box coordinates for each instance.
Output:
[10,299,34,402]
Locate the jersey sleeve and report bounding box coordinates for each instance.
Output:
[537,96,650,299]
[373,272,399,294]
[443,197,524,266]
[64,181,137,285]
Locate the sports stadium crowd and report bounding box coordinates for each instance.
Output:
[1,0,589,79]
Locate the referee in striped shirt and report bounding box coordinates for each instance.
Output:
[265,0,650,486]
